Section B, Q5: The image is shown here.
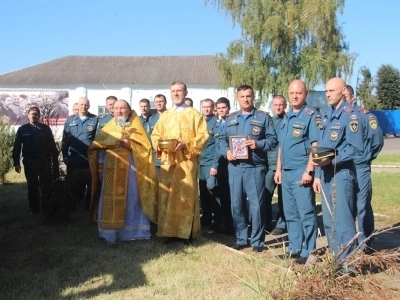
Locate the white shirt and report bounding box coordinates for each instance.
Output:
[174,103,188,112]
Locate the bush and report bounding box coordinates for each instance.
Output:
[0,116,15,184]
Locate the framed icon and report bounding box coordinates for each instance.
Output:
[229,136,249,159]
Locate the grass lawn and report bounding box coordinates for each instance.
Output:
[0,170,399,299]
[372,153,400,166]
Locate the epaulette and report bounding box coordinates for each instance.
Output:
[357,107,370,114]
[257,109,270,115]
[227,111,238,117]
[304,108,315,116]
[68,114,75,118]
[100,115,105,119]
[343,106,353,114]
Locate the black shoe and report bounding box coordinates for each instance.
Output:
[294,256,308,265]
[252,246,263,253]
[271,228,287,235]
[231,244,248,250]
[277,252,300,260]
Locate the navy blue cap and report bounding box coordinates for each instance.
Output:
[310,146,337,163]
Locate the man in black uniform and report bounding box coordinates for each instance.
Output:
[12,107,59,213]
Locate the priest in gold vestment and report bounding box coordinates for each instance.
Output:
[88,100,158,244]
[151,81,209,243]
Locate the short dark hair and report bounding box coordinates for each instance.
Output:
[139,98,151,106]
[171,81,187,91]
[154,94,167,103]
[202,98,214,107]
[237,85,254,95]
[346,85,355,96]
[106,95,118,101]
[216,97,231,108]
[28,106,40,116]
[184,97,193,106]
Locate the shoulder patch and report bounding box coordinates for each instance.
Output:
[343,106,353,114]
[304,108,315,116]
[257,110,270,115]
[227,111,238,117]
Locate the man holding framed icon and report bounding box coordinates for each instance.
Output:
[219,85,278,253]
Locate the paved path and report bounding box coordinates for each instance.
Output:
[380,136,400,154]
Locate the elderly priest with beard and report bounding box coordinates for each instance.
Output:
[88,100,158,244]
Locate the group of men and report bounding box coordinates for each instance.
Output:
[12,78,383,269]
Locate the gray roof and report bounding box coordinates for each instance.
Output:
[0,55,221,85]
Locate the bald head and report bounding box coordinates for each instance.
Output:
[288,79,308,110]
[77,97,90,116]
[325,77,346,108]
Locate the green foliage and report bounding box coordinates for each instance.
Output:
[206,0,356,99]
[376,64,400,110]
[0,116,15,184]
[356,67,378,110]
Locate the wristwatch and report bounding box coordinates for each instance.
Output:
[305,170,314,176]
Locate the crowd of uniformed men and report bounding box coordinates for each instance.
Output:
[12,76,383,271]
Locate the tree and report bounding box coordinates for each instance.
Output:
[376,64,400,110]
[356,67,377,110]
[205,0,356,99]
[0,116,15,184]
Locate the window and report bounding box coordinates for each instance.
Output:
[98,106,107,117]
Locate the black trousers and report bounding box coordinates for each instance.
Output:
[23,157,52,213]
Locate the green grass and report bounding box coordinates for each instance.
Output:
[372,154,400,166]
[371,172,400,226]
[0,170,400,299]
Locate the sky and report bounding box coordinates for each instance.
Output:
[0,0,399,91]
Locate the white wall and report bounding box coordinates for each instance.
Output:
[0,84,238,114]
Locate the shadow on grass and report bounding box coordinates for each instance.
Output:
[0,185,207,299]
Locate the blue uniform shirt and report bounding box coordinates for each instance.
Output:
[139,113,159,141]
[219,107,278,166]
[279,104,320,170]
[346,100,384,164]
[61,113,98,160]
[200,115,219,166]
[317,101,364,166]
[211,119,229,169]
[96,113,113,133]
[267,114,285,171]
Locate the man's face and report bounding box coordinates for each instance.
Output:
[325,81,345,107]
[106,99,116,114]
[139,102,150,116]
[237,88,254,111]
[12,96,20,105]
[344,88,354,104]
[3,97,12,109]
[271,98,287,116]
[154,96,166,112]
[78,98,90,115]
[113,101,131,120]
[201,101,214,117]
[216,103,230,118]
[28,110,40,124]
[288,83,307,109]
[170,84,187,106]
[72,104,79,114]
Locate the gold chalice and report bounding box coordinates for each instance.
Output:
[158,138,178,165]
